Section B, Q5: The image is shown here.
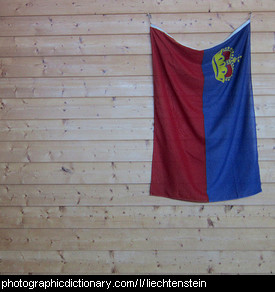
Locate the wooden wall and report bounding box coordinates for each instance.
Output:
[0,0,274,274]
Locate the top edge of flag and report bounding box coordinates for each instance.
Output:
[150,19,250,51]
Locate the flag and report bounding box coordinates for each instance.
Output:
[149,20,261,202]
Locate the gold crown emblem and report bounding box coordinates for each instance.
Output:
[212,47,242,83]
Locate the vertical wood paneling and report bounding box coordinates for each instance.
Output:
[0,0,274,275]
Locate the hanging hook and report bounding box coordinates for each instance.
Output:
[147,13,152,25]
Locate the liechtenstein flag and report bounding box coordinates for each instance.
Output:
[150,19,262,202]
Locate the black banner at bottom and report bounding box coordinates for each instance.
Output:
[0,275,272,290]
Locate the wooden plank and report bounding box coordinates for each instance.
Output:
[0,56,151,78]
[0,138,272,163]
[0,140,153,162]
[258,139,275,160]
[0,0,273,16]
[0,205,274,229]
[254,96,275,117]
[0,13,274,37]
[260,161,275,183]
[0,75,273,98]
[0,77,154,98]
[0,162,151,184]
[252,54,275,74]
[0,0,210,16]
[0,54,273,77]
[255,117,275,138]
[0,117,272,141]
[0,34,152,57]
[1,228,274,251]
[252,75,275,96]
[0,183,273,207]
[0,183,272,207]
[0,250,274,274]
[0,161,272,184]
[0,184,152,207]
[0,32,273,57]
[0,14,148,36]
[209,0,275,12]
[0,96,273,120]
[0,119,154,141]
[0,97,154,120]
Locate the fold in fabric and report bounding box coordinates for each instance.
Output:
[150,20,262,202]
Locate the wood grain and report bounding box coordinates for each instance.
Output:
[0,95,274,120]
[0,13,274,37]
[0,205,274,229]
[0,54,274,78]
[0,250,274,274]
[0,0,273,16]
[0,138,272,163]
[0,117,273,141]
[0,161,273,185]
[0,183,273,207]
[1,228,274,251]
[0,33,273,57]
[0,75,273,98]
